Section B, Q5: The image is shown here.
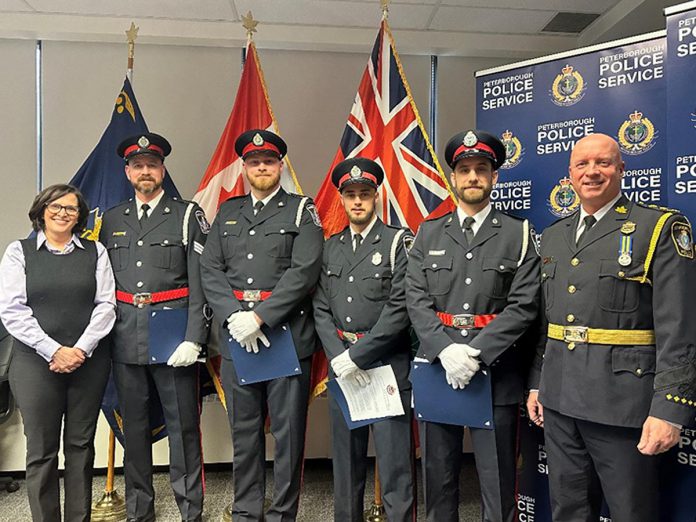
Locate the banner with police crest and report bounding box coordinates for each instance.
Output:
[666,1,696,226]
[476,32,667,232]
[476,21,696,522]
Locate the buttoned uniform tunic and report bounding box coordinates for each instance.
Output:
[200,188,323,522]
[313,219,415,522]
[406,207,540,522]
[100,194,209,522]
[528,196,696,522]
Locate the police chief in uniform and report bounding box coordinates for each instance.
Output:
[313,158,415,522]
[100,133,209,522]
[406,130,540,522]
[527,133,696,522]
[199,129,323,522]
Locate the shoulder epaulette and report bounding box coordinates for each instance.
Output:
[636,201,680,214]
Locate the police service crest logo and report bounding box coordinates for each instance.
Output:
[550,64,586,107]
[548,177,580,217]
[500,129,524,170]
[617,110,657,155]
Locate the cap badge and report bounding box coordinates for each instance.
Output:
[350,165,362,179]
[138,136,150,148]
[252,133,264,146]
[463,131,478,147]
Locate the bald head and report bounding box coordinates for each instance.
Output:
[568,133,625,214]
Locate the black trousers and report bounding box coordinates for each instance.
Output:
[420,404,518,522]
[9,344,110,522]
[221,356,312,522]
[329,389,415,522]
[544,407,659,522]
[113,362,203,522]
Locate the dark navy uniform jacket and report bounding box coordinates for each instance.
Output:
[406,207,541,405]
[313,219,413,389]
[100,195,209,365]
[200,189,323,360]
[530,196,696,428]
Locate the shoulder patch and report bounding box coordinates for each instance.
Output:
[402,230,415,254]
[671,221,694,259]
[305,202,322,227]
[529,224,541,257]
[195,209,211,234]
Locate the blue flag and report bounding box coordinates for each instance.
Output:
[69,77,177,444]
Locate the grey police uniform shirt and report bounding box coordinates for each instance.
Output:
[529,195,696,428]
[100,195,210,365]
[199,189,323,360]
[406,207,541,405]
[313,219,413,390]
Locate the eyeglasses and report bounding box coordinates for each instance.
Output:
[46,203,79,216]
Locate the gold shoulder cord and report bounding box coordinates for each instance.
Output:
[625,212,673,285]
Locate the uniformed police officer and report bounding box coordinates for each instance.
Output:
[527,133,696,522]
[100,133,209,522]
[199,129,323,522]
[313,157,415,522]
[406,130,540,522]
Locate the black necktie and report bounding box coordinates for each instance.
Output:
[139,203,150,227]
[576,215,597,247]
[462,216,476,245]
[254,200,264,216]
[353,233,363,252]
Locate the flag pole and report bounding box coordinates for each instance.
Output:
[364,7,389,520]
[92,21,139,522]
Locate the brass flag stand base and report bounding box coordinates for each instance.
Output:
[92,429,127,521]
[364,503,387,522]
[92,490,127,521]
[222,503,233,522]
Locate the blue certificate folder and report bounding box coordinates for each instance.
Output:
[410,360,494,429]
[227,323,302,385]
[326,379,387,430]
[148,308,188,364]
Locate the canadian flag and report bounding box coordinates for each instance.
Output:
[193,40,301,220]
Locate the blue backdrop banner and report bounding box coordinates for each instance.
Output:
[476,14,696,521]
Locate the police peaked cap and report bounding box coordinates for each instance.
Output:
[235,129,287,160]
[117,133,171,161]
[331,157,384,192]
[445,129,506,170]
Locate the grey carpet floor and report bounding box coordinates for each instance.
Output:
[0,457,482,521]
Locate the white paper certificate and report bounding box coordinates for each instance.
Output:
[337,365,405,421]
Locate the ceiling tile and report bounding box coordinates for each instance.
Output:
[233,0,435,30]
[430,6,555,34]
[438,0,619,14]
[25,0,236,20]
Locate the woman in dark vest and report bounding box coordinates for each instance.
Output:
[0,184,116,521]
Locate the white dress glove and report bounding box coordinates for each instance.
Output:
[240,331,271,354]
[439,343,481,388]
[331,350,360,378]
[167,341,201,367]
[227,311,261,342]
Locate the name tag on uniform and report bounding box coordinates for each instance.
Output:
[225,220,237,225]
[112,231,127,236]
[428,250,446,256]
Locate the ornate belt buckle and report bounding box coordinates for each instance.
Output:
[563,326,588,343]
[133,292,153,308]
[342,331,359,344]
[452,314,475,329]
[243,290,262,302]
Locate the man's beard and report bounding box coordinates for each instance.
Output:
[248,173,280,192]
[134,177,163,195]
[455,183,492,204]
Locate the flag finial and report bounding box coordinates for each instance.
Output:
[381,0,390,19]
[126,22,139,78]
[242,11,259,39]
